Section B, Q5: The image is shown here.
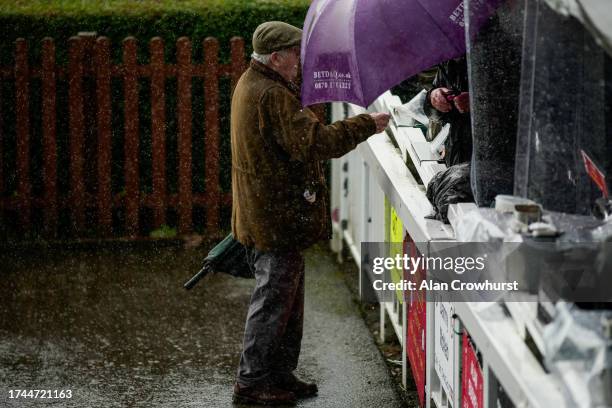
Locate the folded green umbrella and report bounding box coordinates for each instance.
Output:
[183,233,253,290]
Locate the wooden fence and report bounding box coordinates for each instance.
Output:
[0,34,250,239]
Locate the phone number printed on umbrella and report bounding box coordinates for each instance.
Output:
[313,70,352,90]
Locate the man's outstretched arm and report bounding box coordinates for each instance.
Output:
[260,86,389,163]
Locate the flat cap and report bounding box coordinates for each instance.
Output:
[252,21,302,54]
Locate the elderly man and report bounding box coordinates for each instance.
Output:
[231,21,390,405]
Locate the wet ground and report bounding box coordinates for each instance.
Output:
[0,242,403,407]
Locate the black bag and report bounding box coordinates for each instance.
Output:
[183,233,253,290]
[426,163,474,223]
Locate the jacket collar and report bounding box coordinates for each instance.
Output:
[250,59,301,96]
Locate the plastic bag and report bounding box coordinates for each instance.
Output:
[393,89,429,126]
[426,163,474,223]
[543,302,612,408]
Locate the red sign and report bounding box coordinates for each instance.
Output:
[581,149,608,198]
[405,234,426,407]
[461,332,483,408]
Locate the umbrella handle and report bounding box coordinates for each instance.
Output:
[183,265,212,290]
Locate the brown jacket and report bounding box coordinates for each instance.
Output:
[231,61,376,252]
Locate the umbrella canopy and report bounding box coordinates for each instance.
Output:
[300,0,502,107]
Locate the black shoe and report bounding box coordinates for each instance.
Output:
[274,374,318,399]
[233,383,296,406]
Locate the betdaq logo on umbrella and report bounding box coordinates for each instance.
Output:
[449,2,466,27]
[371,253,486,275]
[313,70,351,79]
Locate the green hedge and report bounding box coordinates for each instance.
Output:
[0,0,311,238]
[0,0,311,64]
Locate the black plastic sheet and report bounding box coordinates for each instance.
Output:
[465,0,524,206]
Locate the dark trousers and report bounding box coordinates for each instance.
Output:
[237,248,305,387]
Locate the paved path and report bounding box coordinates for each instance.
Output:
[0,243,402,407]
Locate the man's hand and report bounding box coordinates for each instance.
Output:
[369,112,391,133]
[430,87,453,112]
[453,92,470,113]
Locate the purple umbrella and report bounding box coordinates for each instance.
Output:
[300,0,502,107]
